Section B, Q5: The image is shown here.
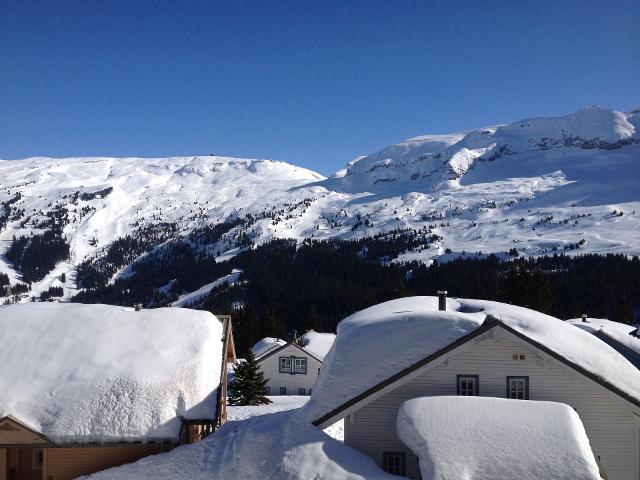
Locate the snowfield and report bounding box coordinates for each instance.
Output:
[300,296,640,425]
[0,303,223,442]
[397,396,601,480]
[83,411,376,480]
[1,107,639,300]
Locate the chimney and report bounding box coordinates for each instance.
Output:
[581,314,587,323]
[134,303,143,312]
[437,290,447,311]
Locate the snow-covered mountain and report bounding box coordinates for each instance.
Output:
[1,106,639,299]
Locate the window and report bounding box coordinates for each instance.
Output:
[457,375,479,396]
[299,388,305,395]
[279,356,307,374]
[279,357,292,373]
[264,387,270,395]
[507,376,529,399]
[32,448,44,469]
[280,387,286,395]
[308,389,312,395]
[294,357,307,374]
[382,452,405,475]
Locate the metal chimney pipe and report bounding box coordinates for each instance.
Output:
[437,290,448,311]
[581,314,587,323]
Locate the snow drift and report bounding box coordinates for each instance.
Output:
[397,396,601,480]
[82,411,399,480]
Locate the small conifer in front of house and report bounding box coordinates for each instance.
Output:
[228,350,272,406]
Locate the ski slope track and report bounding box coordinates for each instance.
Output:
[1,106,639,299]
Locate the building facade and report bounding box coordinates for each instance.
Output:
[256,342,323,396]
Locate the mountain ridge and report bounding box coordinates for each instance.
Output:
[1,106,638,301]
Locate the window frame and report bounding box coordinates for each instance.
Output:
[456,374,479,396]
[279,356,292,373]
[382,452,406,476]
[506,376,529,400]
[279,387,286,395]
[298,388,306,395]
[294,357,307,374]
[32,448,44,469]
[279,355,307,375]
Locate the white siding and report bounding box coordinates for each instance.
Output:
[258,344,322,395]
[345,330,640,480]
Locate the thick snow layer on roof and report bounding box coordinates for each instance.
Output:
[397,396,601,480]
[253,337,287,358]
[300,296,640,424]
[567,317,639,354]
[299,296,480,423]
[299,330,336,360]
[0,303,223,442]
[82,411,399,480]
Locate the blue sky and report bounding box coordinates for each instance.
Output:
[1,0,638,175]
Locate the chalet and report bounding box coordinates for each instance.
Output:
[252,330,335,396]
[0,303,235,480]
[568,316,640,369]
[301,296,640,480]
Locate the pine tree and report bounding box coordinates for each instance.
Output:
[228,350,272,406]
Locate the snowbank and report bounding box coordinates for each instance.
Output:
[253,337,287,358]
[299,330,336,360]
[397,396,601,480]
[300,296,640,424]
[567,317,639,355]
[82,411,398,480]
[0,303,223,442]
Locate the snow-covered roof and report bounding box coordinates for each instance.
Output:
[568,317,639,354]
[397,396,601,480]
[252,337,287,358]
[0,303,224,443]
[299,330,336,360]
[81,411,398,480]
[300,296,640,425]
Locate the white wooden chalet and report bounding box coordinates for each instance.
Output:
[303,296,640,480]
[253,340,324,396]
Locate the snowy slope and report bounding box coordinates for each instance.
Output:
[1,107,639,298]
[0,303,223,442]
[397,396,600,480]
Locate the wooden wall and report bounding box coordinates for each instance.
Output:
[42,443,173,480]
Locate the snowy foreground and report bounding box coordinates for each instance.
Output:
[397,397,601,480]
[83,399,360,480]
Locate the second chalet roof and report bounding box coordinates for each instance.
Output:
[299,296,640,425]
[397,396,601,480]
[0,303,224,443]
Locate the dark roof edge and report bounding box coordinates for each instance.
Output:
[312,317,640,426]
[256,340,324,364]
[312,318,500,426]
